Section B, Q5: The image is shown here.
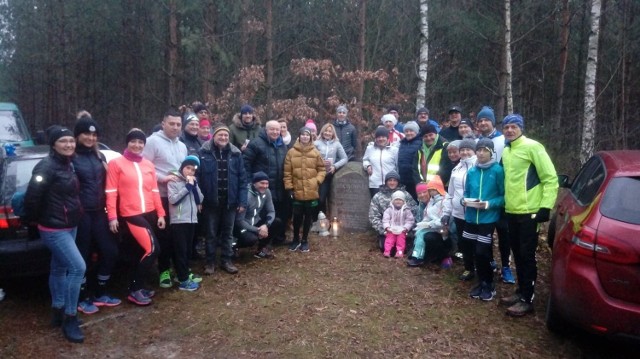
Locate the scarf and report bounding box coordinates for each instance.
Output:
[123,149,143,162]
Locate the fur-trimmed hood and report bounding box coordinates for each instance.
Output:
[231,112,262,129]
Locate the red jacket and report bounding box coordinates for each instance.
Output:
[105,156,165,220]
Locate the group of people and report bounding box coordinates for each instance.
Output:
[23,103,360,343]
[365,104,558,318]
[23,101,557,344]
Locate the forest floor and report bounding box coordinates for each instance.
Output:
[0,230,636,358]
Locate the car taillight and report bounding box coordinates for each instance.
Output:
[594,232,639,265]
[570,226,597,258]
[0,206,20,229]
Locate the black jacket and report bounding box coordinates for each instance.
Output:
[72,145,106,211]
[180,132,204,155]
[333,119,358,160]
[242,130,288,202]
[24,151,82,228]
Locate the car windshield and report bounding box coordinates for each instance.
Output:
[600,176,640,225]
[0,110,29,142]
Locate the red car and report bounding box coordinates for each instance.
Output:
[546,150,640,339]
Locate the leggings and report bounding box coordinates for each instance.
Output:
[292,200,317,242]
[123,211,160,291]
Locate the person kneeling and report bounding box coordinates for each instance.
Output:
[234,172,280,259]
[408,177,452,267]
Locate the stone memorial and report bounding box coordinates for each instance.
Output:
[328,161,371,231]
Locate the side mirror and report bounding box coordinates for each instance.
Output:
[557,174,571,188]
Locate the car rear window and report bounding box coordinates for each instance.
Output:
[1,157,41,205]
[0,110,30,142]
[600,177,640,225]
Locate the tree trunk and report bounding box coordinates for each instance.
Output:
[357,0,367,110]
[265,0,274,120]
[581,0,602,164]
[166,0,179,106]
[553,0,570,133]
[416,0,428,109]
[504,0,513,115]
[202,1,217,102]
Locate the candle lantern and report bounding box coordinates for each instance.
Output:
[331,217,340,237]
[317,211,330,236]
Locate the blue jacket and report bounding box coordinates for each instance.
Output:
[463,161,504,224]
[397,135,422,187]
[197,140,248,209]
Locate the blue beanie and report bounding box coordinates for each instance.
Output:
[477,106,496,126]
[240,104,254,115]
[502,114,524,131]
[180,155,200,171]
[252,171,269,183]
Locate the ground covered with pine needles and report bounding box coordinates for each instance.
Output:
[0,230,635,358]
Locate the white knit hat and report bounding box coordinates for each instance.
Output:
[381,114,397,126]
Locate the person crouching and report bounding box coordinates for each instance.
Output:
[382,191,415,258]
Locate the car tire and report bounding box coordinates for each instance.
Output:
[545,293,566,334]
[547,212,557,249]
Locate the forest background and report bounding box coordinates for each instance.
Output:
[0,0,638,175]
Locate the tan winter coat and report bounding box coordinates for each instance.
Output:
[284,139,326,201]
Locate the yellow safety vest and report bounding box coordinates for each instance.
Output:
[417,148,443,183]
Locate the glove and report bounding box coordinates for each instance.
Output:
[535,208,551,223]
[441,215,450,226]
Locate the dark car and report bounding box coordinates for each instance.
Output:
[0,145,50,278]
[546,150,640,340]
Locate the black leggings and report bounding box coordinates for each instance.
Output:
[292,200,316,242]
[123,211,160,291]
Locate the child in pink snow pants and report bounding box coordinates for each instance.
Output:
[382,190,415,258]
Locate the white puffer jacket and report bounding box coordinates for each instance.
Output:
[362,142,399,189]
[443,156,476,219]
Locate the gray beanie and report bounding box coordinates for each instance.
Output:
[336,105,348,114]
[385,170,401,183]
[403,121,420,134]
[448,140,462,149]
[458,139,476,151]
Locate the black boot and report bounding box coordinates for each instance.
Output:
[62,315,84,343]
[51,307,64,327]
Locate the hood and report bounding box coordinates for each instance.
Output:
[232,112,262,129]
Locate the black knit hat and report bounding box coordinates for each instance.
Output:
[419,123,438,137]
[374,126,390,138]
[125,128,147,145]
[74,116,100,137]
[47,125,74,147]
[252,171,269,183]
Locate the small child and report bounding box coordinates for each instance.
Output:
[463,138,505,301]
[382,191,415,258]
[168,155,204,292]
[408,176,452,268]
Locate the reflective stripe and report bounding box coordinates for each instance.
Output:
[133,162,145,214]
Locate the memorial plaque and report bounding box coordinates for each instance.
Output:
[329,161,371,231]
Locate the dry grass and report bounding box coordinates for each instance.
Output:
[0,231,634,358]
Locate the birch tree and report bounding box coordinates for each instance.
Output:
[504,0,513,114]
[416,0,428,109]
[581,0,602,164]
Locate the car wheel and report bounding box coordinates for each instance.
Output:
[545,293,565,334]
[547,212,557,249]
